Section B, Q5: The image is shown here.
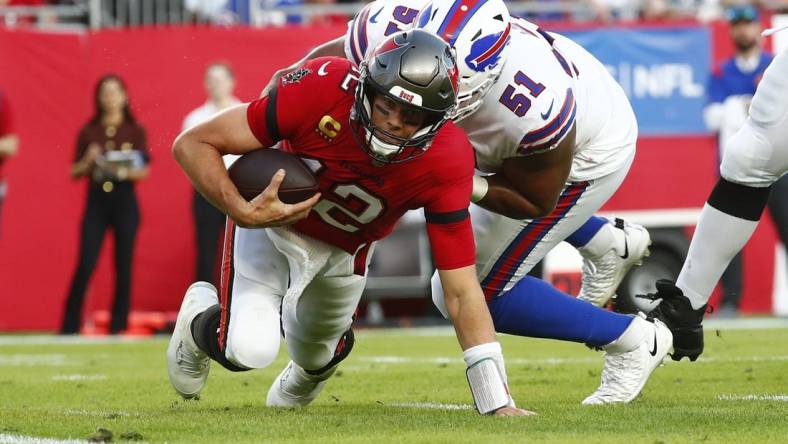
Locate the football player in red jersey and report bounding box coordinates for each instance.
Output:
[169,30,530,416]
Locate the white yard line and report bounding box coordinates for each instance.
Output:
[0,434,88,444]
[61,409,133,417]
[0,318,786,346]
[360,354,788,366]
[360,356,601,365]
[0,355,69,366]
[718,394,788,402]
[50,374,107,382]
[704,317,788,330]
[0,336,154,346]
[387,402,473,410]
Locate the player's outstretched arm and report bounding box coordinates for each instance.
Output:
[260,36,346,97]
[438,266,536,417]
[172,104,319,228]
[473,125,576,219]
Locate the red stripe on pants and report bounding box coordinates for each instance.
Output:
[218,218,236,350]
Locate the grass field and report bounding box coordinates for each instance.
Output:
[1,322,787,443]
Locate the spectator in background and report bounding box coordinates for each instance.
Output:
[0,88,18,236]
[185,0,237,24]
[587,0,640,22]
[702,4,783,316]
[182,62,240,286]
[61,74,150,335]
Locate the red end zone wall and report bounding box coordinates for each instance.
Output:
[0,26,350,330]
[0,24,779,330]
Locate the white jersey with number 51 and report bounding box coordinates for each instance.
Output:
[344,0,637,182]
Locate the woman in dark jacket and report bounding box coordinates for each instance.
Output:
[61,74,150,334]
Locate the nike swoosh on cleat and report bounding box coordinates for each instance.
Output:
[619,236,629,259]
[369,7,383,23]
[649,332,658,356]
[540,99,554,120]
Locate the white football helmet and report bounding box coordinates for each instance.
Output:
[414,0,512,121]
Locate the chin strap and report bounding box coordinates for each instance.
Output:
[463,342,515,414]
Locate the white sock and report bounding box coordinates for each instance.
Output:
[676,204,758,310]
[579,221,616,258]
[603,315,648,354]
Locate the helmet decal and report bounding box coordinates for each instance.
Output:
[436,0,488,45]
[417,4,433,28]
[465,22,510,72]
[413,0,511,121]
[389,85,423,106]
[374,34,406,56]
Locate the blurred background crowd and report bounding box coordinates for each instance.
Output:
[0,0,786,334]
[2,0,788,28]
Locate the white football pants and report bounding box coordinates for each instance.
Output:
[432,149,635,317]
[721,47,788,187]
[219,223,370,371]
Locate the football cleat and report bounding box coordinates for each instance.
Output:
[266,361,336,408]
[167,281,218,399]
[640,280,707,361]
[578,218,651,307]
[582,316,672,405]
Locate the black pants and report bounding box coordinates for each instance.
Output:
[193,190,225,285]
[61,185,140,334]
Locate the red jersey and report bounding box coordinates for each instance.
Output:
[247,57,475,270]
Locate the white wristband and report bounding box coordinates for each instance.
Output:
[471,175,489,203]
[463,342,514,414]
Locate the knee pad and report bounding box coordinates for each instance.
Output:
[225,328,280,369]
[707,178,771,222]
[289,328,355,375]
[720,122,779,187]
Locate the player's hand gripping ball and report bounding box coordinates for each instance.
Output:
[228,149,318,204]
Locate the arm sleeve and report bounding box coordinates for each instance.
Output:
[425,204,475,270]
[424,130,476,270]
[246,87,282,147]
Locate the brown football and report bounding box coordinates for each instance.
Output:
[227,149,318,204]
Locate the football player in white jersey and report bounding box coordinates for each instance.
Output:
[644,38,788,362]
[266,0,671,405]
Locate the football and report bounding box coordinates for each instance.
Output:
[227,149,319,204]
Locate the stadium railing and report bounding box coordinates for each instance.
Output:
[0,0,714,30]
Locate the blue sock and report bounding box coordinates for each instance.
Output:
[487,276,633,347]
[566,216,607,248]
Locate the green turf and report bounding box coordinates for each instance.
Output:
[1,327,787,443]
